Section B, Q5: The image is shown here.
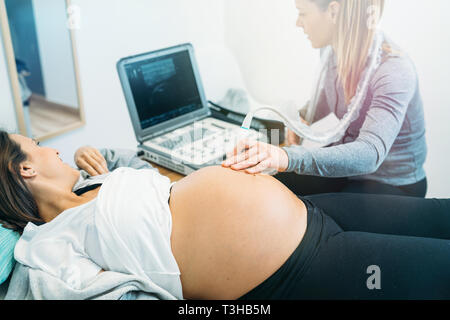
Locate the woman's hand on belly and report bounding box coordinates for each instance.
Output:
[169,166,307,299]
[222,139,289,174]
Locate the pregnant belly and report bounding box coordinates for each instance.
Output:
[169,166,307,299]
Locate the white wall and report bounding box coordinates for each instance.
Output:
[224,0,318,109]
[223,0,450,198]
[38,0,226,164]
[379,0,450,198]
[0,29,18,132]
[33,0,79,108]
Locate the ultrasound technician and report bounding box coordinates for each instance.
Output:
[222,0,428,198]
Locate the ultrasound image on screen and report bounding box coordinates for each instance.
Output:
[125,50,203,130]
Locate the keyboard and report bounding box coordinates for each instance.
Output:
[146,118,263,165]
[158,127,216,150]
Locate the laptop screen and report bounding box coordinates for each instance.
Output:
[123,49,203,130]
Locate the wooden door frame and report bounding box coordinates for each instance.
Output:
[0,0,85,141]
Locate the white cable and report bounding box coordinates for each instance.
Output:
[243,30,385,146]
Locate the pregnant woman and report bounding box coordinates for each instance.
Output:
[1,131,449,300]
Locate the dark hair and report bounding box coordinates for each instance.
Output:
[0,130,43,233]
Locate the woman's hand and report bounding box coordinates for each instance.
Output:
[74,146,109,176]
[286,129,302,146]
[286,116,309,146]
[221,139,289,174]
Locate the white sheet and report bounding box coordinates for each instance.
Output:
[13,167,182,299]
[93,167,183,299]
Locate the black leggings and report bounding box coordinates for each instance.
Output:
[238,193,450,300]
[273,172,428,198]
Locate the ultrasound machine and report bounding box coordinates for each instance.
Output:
[117,43,264,175]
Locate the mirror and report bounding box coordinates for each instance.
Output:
[0,0,84,141]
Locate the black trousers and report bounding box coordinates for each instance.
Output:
[239,193,450,300]
[274,172,427,198]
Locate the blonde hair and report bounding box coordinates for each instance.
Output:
[314,0,386,104]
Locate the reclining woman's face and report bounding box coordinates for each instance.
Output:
[9,134,80,190]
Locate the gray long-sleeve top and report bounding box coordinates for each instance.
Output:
[282,37,427,186]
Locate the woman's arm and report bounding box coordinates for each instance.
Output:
[99,148,159,172]
[75,147,159,177]
[283,56,418,177]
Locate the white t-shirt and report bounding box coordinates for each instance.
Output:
[14,167,182,299]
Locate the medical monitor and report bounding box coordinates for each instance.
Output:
[117,43,210,143]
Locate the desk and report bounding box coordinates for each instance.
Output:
[146,161,185,183]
